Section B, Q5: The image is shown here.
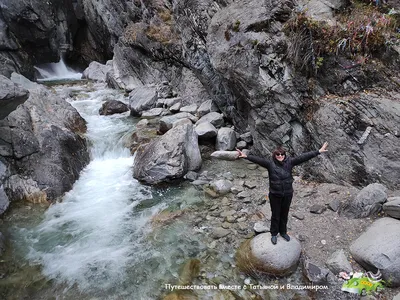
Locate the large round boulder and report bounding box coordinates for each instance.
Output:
[350,217,400,287]
[235,233,301,276]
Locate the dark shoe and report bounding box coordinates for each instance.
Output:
[281,233,290,241]
[271,235,277,245]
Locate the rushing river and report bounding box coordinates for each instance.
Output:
[0,81,205,299]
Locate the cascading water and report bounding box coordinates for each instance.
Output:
[2,77,205,299]
[25,88,152,292]
[34,58,82,81]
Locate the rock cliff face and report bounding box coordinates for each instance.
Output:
[94,0,400,189]
[0,0,79,78]
[1,0,400,189]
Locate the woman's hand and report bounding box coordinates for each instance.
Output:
[236,148,247,158]
[319,142,328,153]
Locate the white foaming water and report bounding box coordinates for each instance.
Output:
[34,58,82,81]
[25,87,157,293]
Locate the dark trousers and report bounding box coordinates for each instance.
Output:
[269,193,293,236]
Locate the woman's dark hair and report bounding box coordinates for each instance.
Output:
[272,147,286,158]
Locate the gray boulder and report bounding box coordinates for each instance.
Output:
[169,102,182,113]
[99,100,129,115]
[82,61,112,82]
[195,112,224,129]
[128,86,158,116]
[159,112,198,134]
[253,221,270,234]
[383,197,400,219]
[240,132,253,144]
[341,183,387,218]
[1,81,89,201]
[236,141,247,150]
[195,122,218,140]
[235,233,301,276]
[211,151,239,161]
[172,118,193,129]
[156,83,174,99]
[163,97,182,108]
[133,123,202,184]
[184,171,198,182]
[180,104,197,114]
[197,100,219,118]
[303,260,330,284]
[326,249,353,274]
[209,179,233,195]
[141,108,166,119]
[212,227,231,239]
[10,73,38,90]
[216,127,237,151]
[0,75,29,120]
[350,217,400,287]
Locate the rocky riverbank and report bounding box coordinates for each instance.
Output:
[158,157,400,299]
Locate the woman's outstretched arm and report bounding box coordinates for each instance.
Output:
[236,149,271,169]
[291,142,328,166]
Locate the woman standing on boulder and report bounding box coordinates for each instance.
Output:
[236,142,328,245]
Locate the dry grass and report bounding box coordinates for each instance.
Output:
[123,8,179,45]
[123,23,140,44]
[284,0,399,73]
[146,23,177,44]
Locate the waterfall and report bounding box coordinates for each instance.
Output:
[34,58,82,81]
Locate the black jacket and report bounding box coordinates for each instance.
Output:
[246,151,320,196]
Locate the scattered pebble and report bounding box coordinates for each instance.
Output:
[292,213,305,220]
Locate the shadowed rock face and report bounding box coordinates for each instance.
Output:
[0,75,29,120]
[0,0,78,78]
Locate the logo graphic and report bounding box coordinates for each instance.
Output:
[341,270,384,295]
